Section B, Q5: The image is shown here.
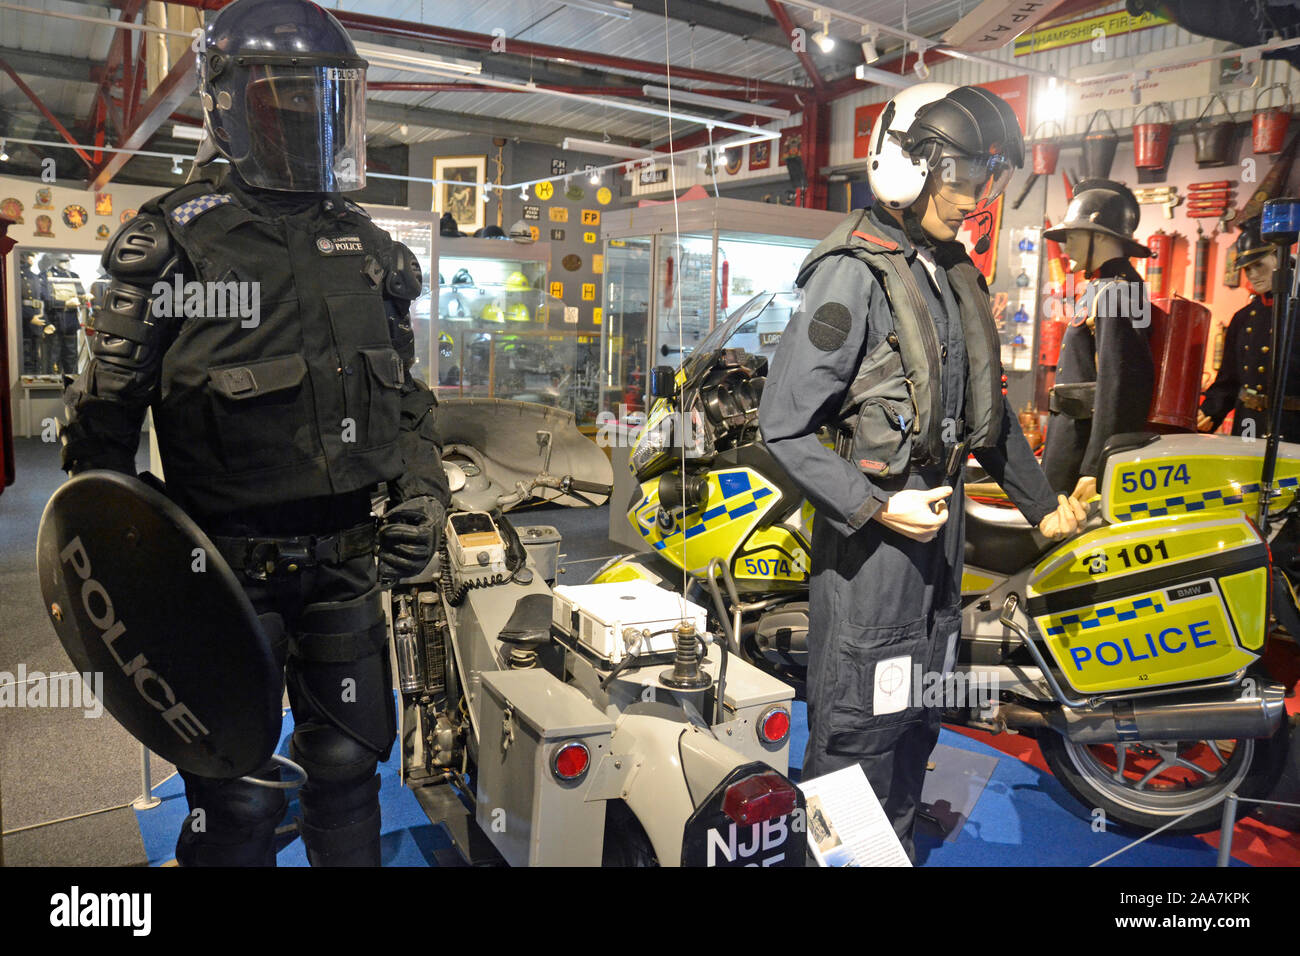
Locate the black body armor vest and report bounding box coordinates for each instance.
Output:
[146,179,406,512]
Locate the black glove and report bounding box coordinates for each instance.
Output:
[377,495,446,584]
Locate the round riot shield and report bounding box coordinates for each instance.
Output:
[36,471,281,778]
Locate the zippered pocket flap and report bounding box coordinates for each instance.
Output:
[851,397,915,477]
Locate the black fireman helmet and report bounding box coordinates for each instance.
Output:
[1234,216,1274,270]
[199,0,367,192]
[1044,179,1152,258]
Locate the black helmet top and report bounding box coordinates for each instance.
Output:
[1234,216,1274,270]
[1043,179,1152,258]
[199,0,367,193]
[904,85,1026,170]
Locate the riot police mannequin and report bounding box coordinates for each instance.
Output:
[18,251,47,376]
[60,0,450,866]
[1040,180,1155,503]
[42,253,86,379]
[1199,217,1299,439]
[759,84,1084,859]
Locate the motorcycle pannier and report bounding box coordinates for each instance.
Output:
[1025,514,1268,696]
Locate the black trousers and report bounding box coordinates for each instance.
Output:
[175,552,396,867]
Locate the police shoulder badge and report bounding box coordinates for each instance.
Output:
[63,204,88,229]
[1,197,23,224]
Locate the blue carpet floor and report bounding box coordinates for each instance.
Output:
[137,698,1240,867]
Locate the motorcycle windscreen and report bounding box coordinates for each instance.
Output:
[238,65,366,192]
[436,398,612,507]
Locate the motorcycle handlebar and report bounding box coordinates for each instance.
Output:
[561,476,613,496]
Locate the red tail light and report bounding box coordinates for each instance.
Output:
[551,741,590,781]
[758,706,791,744]
[722,771,798,825]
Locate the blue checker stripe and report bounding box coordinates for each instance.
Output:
[1081,618,1101,629]
[1165,496,1185,505]
[1046,626,1065,636]
[728,502,757,520]
[170,193,232,226]
[717,471,751,498]
[1116,610,1137,621]
[1203,489,1223,499]
[1132,598,1153,609]
[753,487,772,501]
[1148,507,1168,516]
[701,505,728,521]
[1185,500,1206,511]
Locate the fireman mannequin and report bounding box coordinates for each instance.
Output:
[1199,217,1299,439]
[1041,179,1155,503]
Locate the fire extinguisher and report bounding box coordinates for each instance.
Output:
[1145,230,1176,300]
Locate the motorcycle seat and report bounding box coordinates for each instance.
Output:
[963,499,1054,577]
[497,592,555,648]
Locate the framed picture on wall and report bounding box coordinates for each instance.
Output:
[433,155,486,234]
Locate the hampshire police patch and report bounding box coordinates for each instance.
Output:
[808,302,853,351]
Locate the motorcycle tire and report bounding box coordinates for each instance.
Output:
[1036,718,1292,835]
[600,799,659,867]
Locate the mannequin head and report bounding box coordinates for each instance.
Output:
[1062,229,1126,275]
[21,251,36,270]
[917,168,983,242]
[1243,252,1278,296]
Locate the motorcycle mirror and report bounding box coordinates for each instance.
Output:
[650,365,675,399]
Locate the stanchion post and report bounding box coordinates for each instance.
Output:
[1216,792,1238,867]
[132,743,161,811]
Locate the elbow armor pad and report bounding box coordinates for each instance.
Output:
[89,212,179,354]
[385,242,423,303]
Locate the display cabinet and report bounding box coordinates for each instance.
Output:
[598,198,843,420]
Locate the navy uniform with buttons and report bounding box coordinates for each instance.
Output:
[1202,293,1300,438]
[1040,257,1155,494]
[759,204,1058,857]
[19,254,46,375]
[42,259,85,377]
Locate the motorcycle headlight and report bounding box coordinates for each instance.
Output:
[682,394,716,460]
[631,404,673,479]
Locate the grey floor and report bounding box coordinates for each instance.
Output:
[0,435,623,866]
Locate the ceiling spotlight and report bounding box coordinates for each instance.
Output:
[860,28,879,64]
[716,145,727,160]
[519,186,529,200]
[588,168,601,185]
[399,123,409,136]
[913,51,930,80]
[697,149,708,170]
[0,140,9,163]
[815,30,836,53]
[171,156,183,175]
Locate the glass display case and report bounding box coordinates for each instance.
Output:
[599,198,843,422]
[364,206,436,383]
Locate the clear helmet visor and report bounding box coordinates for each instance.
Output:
[933,149,1015,208]
[237,64,366,192]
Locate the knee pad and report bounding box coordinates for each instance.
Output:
[290,721,379,787]
[176,768,287,867]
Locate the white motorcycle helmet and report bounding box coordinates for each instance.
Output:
[867,83,956,209]
[867,83,1024,212]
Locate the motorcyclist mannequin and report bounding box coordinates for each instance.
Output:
[1040,180,1155,504]
[759,83,1083,859]
[1198,217,1300,439]
[59,0,450,866]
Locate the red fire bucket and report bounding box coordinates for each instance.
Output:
[1030,121,1062,175]
[1133,102,1174,170]
[1252,84,1292,155]
[1146,295,1210,432]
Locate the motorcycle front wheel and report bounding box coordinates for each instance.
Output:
[1037,720,1291,834]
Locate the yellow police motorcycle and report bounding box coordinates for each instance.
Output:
[594,289,1300,833]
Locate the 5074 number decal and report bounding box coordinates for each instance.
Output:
[742,557,792,577]
[1120,464,1190,493]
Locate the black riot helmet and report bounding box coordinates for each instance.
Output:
[898,85,1025,208]
[1044,179,1152,258]
[1234,216,1274,270]
[199,0,367,192]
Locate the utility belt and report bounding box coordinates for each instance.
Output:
[1239,386,1300,413]
[211,520,377,581]
[1049,382,1096,420]
[22,298,41,310]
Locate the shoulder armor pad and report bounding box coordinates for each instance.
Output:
[344,199,371,219]
[103,212,178,281]
[385,242,423,301]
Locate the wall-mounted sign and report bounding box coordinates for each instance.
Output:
[581,209,600,225]
[639,166,668,185]
[535,181,554,200]
[550,281,564,299]
[597,186,613,205]
[552,159,568,176]
[1013,8,1168,56]
[583,231,597,244]
[523,204,540,220]
[749,140,772,171]
[593,307,603,325]
[581,283,596,301]
[550,228,566,241]
[549,206,569,222]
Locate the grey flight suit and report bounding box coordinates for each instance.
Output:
[759,206,1058,859]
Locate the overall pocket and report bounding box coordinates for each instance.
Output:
[850,394,916,477]
[826,617,930,756]
[207,353,314,471]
